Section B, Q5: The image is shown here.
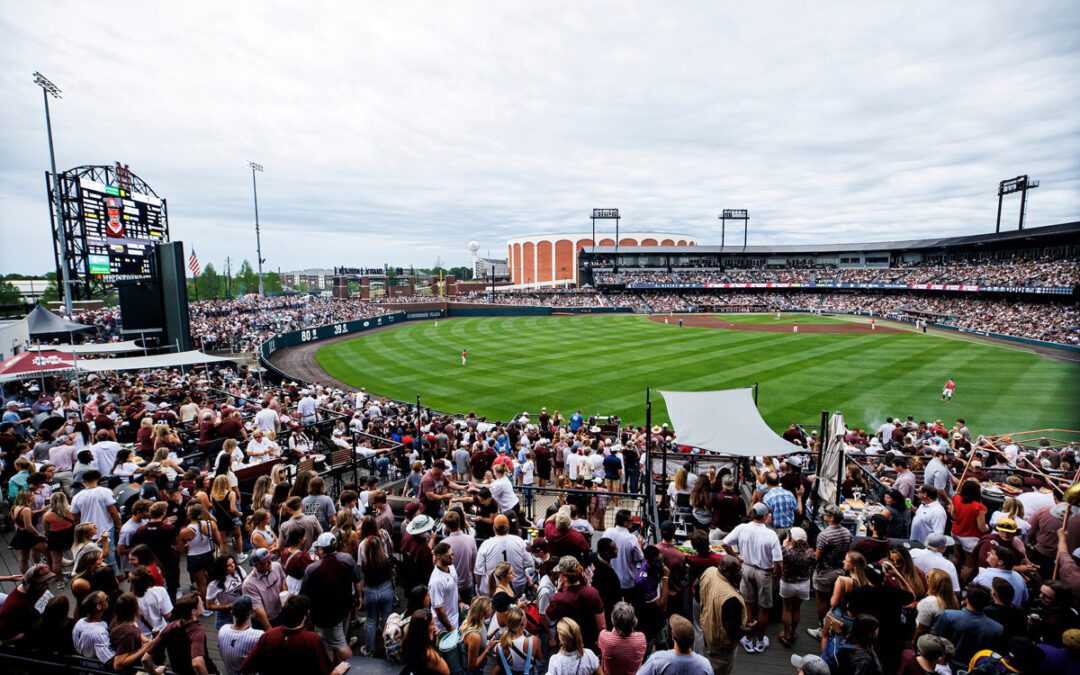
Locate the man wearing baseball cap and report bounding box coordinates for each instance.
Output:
[722,501,782,653]
[897,634,955,673]
[241,548,287,631]
[0,565,56,643]
[546,556,605,651]
[299,532,362,662]
[911,532,961,592]
[791,653,830,675]
[474,514,531,596]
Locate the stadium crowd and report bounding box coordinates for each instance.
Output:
[1,358,1079,675]
[592,257,1079,289]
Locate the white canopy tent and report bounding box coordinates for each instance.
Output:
[34,341,144,355]
[658,388,799,457]
[73,350,235,373]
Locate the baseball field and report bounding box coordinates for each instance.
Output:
[313,313,1080,435]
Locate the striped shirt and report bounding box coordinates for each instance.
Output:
[217,624,265,675]
[763,487,799,528]
[815,524,852,571]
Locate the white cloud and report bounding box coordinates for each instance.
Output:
[1,1,1078,275]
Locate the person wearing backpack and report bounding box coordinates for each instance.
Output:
[493,606,542,675]
[833,614,882,675]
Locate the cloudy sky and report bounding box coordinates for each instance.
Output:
[2,2,1078,275]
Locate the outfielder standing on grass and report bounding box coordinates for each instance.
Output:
[462,349,467,366]
[942,378,956,401]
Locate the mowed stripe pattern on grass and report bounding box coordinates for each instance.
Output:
[314,314,1080,434]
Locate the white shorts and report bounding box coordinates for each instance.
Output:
[956,535,979,552]
[942,388,953,397]
[779,578,811,600]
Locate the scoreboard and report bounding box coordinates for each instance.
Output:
[79,177,168,282]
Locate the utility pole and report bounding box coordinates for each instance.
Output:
[35,72,73,315]
[247,161,264,296]
[225,257,232,298]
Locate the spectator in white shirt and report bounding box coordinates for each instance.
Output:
[910,485,948,545]
[721,502,783,652]
[89,429,121,477]
[910,532,961,592]
[601,509,645,590]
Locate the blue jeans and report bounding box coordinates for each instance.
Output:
[364,580,395,653]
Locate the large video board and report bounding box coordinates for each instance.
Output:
[79,177,168,282]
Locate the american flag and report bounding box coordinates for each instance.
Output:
[188,248,200,277]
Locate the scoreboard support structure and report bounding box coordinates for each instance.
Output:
[47,163,169,301]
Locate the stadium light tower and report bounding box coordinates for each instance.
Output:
[247,161,265,296]
[35,72,73,316]
[995,175,1039,233]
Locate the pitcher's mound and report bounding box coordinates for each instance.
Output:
[649,315,904,334]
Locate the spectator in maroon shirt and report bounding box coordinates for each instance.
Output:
[215,409,247,443]
[143,593,218,675]
[0,565,55,645]
[545,556,606,652]
[240,595,350,675]
[543,506,590,562]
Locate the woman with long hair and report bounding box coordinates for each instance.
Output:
[269,463,289,487]
[488,562,518,634]
[179,502,220,613]
[402,609,450,675]
[883,489,911,538]
[332,508,359,557]
[842,614,883,675]
[9,489,46,573]
[206,555,246,629]
[109,592,156,672]
[989,496,1030,537]
[288,470,314,499]
[492,606,541,675]
[779,527,816,647]
[213,451,238,491]
[887,545,927,598]
[689,474,713,531]
[129,565,172,636]
[71,548,120,618]
[43,491,75,581]
[110,447,142,482]
[210,474,245,561]
[268,481,292,529]
[150,447,183,481]
[358,521,396,657]
[821,550,869,650]
[547,618,600,675]
[359,513,392,556]
[461,596,495,675]
[248,508,277,553]
[914,569,959,636]
[71,421,93,450]
[251,475,273,512]
[152,423,181,453]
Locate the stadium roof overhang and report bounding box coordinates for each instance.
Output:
[581,220,1080,257]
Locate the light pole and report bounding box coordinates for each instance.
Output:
[35,72,73,316]
[246,161,265,296]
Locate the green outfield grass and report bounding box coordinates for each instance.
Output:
[314,314,1080,435]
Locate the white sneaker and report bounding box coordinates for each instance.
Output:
[740,636,756,654]
[236,553,249,563]
[806,627,822,640]
[755,636,770,652]
[201,609,213,617]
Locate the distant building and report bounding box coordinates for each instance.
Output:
[6,279,50,303]
[507,232,697,287]
[474,257,509,280]
[0,318,30,360]
[281,268,335,290]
